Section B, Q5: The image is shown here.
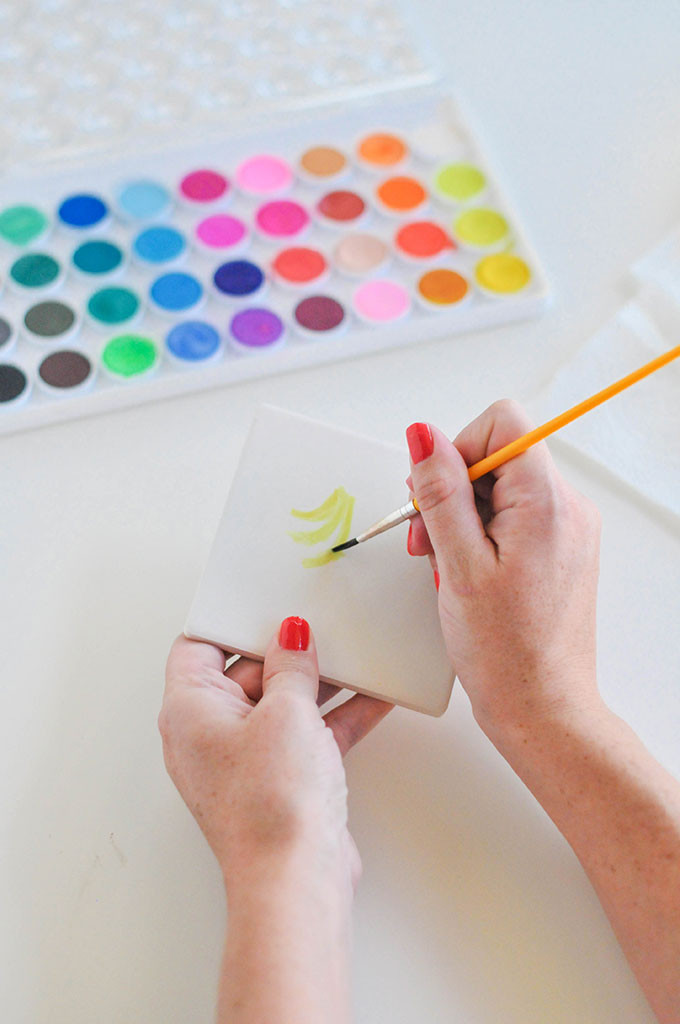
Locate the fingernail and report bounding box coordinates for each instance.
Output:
[407,522,414,555]
[279,616,310,651]
[434,569,440,591]
[406,422,434,464]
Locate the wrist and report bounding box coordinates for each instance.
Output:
[463,651,600,746]
[219,836,354,1024]
[222,833,355,914]
[479,690,614,772]
[472,670,605,758]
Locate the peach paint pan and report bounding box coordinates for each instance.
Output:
[0,0,549,435]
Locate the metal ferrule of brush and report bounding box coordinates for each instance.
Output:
[358,499,419,543]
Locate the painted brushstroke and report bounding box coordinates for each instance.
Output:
[289,487,355,568]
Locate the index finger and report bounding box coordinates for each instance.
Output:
[453,399,556,503]
[165,634,227,697]
[165,634,263,711]
[324,693,394,757]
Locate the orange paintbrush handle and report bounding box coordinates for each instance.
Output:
[409,344,680,514]
[465,344,680,482]
[341,344,680,551]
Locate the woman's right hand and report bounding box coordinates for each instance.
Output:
[407,403,680,1024]
[405,400,603,739]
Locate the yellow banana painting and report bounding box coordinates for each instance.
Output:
[289,487,355,568]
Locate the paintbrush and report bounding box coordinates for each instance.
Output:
[331,343,680,554]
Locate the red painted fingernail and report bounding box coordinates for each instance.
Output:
[434,569,440,591]
[406,422,434,464]
[279,616,310,651]
[405,524,417,557]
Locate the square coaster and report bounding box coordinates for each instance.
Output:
[185,405,454,715]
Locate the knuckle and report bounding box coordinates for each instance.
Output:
[158,695,219,759]
[538,485,602,565]
[157,705,172,743]
[537,475,562,515]
[261,685,312,721]
[562,486,600,531]
[522,476,562,529]
[489,397,530,429]
[155,708,174,749]
[157,702,185,775]
[415,473,459,514]
[157,694,185,748]
[489,397,520,417]
[262,661,309,691]
[488,398,535,442]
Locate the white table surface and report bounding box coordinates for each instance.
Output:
[2,2,680,1021]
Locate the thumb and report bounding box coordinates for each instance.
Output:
[406,422,493,580]
[261,616,320,701]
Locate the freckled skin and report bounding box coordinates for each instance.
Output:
[158,399,680,1024]
[406,402,680,1023]
[160,624,391,1024]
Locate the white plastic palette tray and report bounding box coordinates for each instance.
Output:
[0,88,550,435]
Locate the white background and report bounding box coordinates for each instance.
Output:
[2,1,679,1021]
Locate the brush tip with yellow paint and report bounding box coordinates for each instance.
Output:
[331,498,419,552]
[330,537,359,553]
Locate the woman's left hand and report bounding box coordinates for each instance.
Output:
[159,617,392,895]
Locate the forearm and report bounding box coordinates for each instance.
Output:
[219,847,353,1024]
[484,698,680,1023]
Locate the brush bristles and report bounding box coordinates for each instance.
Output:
[331,537,359,553]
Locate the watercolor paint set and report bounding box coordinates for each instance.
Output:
[0,4,549,435]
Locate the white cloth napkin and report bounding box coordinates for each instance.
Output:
[633,223,680,304]
[530,227,680,520]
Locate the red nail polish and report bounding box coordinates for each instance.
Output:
[279,616,310,651]
[407,522,414,555]
[406,422,434,464]
[434,569,440,591]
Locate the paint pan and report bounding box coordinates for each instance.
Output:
[37,349,94,395]
[293,295,346,339]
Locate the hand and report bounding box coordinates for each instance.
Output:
[406,404,680,1023]
[405,400,602,738]
[159,617,392,894]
